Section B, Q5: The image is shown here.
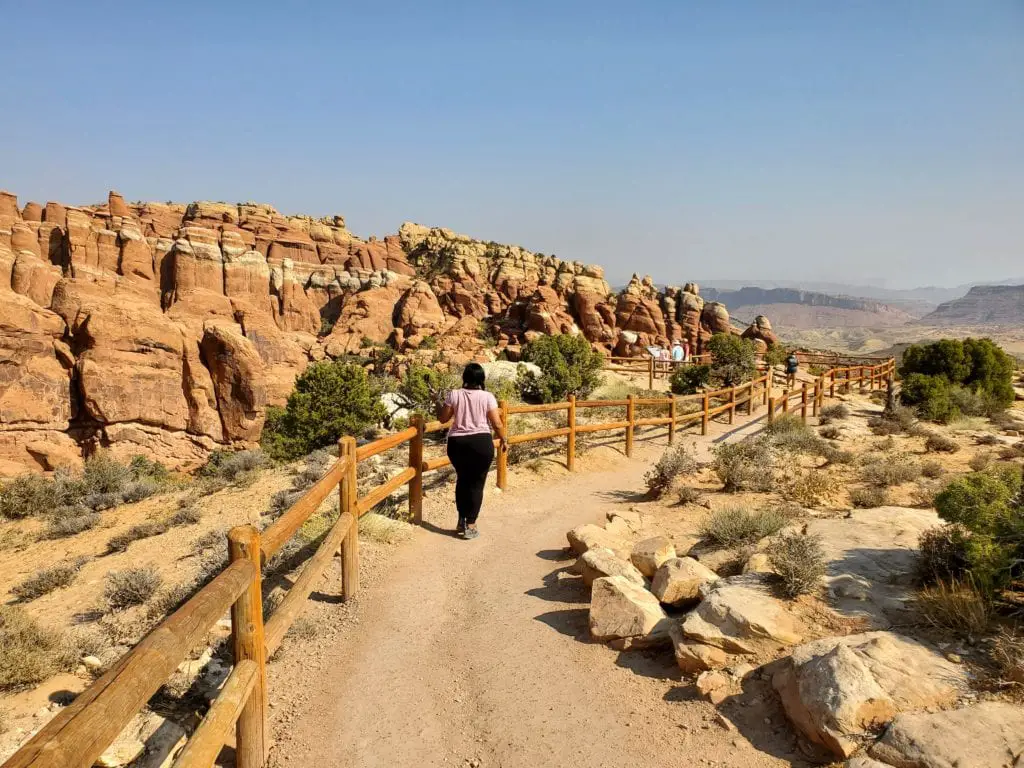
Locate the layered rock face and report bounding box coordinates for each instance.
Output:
[1,189,767,473]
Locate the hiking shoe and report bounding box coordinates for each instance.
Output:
[463,527,480,540]
[456,519,466,535]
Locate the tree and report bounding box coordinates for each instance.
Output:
[520,334,603,403]
[394,364,459,417]
[707,333,757,386]
[262,361,386,459]
[899,337,1015,419]
[670,364,711,395]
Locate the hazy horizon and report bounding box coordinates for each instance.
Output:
[1,1,1021,291]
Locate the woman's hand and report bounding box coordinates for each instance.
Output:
[499,435,509,453]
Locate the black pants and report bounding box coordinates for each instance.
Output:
[446,433,495,525]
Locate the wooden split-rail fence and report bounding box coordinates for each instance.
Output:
[2,358,895,768]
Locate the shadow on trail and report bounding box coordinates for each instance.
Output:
[536,548,575,562]
[533,607,589,640]
[419,520,462,538]
[595,488,648,503]
[526,564,590,605]
[709,414,768,445]
[614,648,678,680]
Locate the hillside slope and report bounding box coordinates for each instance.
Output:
[919,284,1024,326]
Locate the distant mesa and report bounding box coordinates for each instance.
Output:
[918,284,1024,326]
[0,189,775,474]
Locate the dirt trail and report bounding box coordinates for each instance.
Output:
[270,411,804,768]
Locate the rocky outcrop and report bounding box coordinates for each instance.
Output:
[0,188,769,473]
[919,284,1024,326]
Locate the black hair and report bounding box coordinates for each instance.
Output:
[462,362,486,390]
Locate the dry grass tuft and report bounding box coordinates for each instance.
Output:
[859,453,921,487]
[767,533,826,597]
[781,469,840,507]
[699,506,789,549]
[916,580,990,636]
[359,512,413,544]
[968,452,995,472]
[850,486,889,509]
[990,628,1024,687]
[925,433,960,454]
[676,486,704,506]
[11,558,87,602]
[921,459,946,479]
[0,606,73,691]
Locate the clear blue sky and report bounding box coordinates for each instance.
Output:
[1,1,1021,289]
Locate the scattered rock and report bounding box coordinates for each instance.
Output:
[773,631,968,758]
[630,536,676,578]
[567,524,632,561]
[651,557,718,607]
[96,712,186,768]
[742,553,774,575]
[670,623,728,673]
[696,670,733,704]
[589,576,672,644]
[82,655,104,673]
[680,575,804,655]
[580,547,646,588]
[868,702,1024,767]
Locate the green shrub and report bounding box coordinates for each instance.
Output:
[262,361,387,460]
[921,460,946,479]
[104,567,163,610]
[819,403,850,422]
[712,437,777,492]
[766,414,828,455]
[899,338,1015,420]
[699,506,789,548]
[397,364,459,416]
[519,334,602,403]
[0,473,60,520]
[644,445,697,498]
[707,333,757,386]
[763,345,788,368]
[860,453,921,487]
[669,365,711,395]
[850,486,889,508]
[767,533,826,597]
[933,466,1023,592]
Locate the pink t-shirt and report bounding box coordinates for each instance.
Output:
[445,388,498,437]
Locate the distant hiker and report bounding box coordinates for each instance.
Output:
[438,363,508,539]
[786,352,799,388]
[682,340,691,362]
[671,340,684,363]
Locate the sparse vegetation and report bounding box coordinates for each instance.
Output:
[859,452,921,487]
[104,566,163,610]
[766,414,830,456]
[644,445,697,498]
[819,424,842,440]
[699,506,789,549]
[262,361,387,460]
[11,559,86,602]
[519,334,603,403]
[916,579,991,636]
[850,486,889,508]
[676,486,704,506]
[917,524,970,585]
[921,460,946,479]
[767,533,826,597]
[0,606,72,690]
[781,469,840,507]
[969,452,995,472]
[818,403,850,423]
[924,433,960,454]
[868,405,917,435]
[712,437,778,492]
[199,449,269,485]
[990,629,1024,687]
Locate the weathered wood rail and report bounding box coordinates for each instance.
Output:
[1,358,894,768]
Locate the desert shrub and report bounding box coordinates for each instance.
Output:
[917,524,970,585]
[767,533,826,597]
[0,606,72,690]
[396,363,459,417]
[644,445,697,498]
[990,629,1024,686]
[766,414,827,455]
[120,477,160,504]
[147,581,196,620]
[107,520,169,553]
[199,449,269,484]
[707,333,757,386]
[921,460,946,479]
[699,506,789,548]
[933,466,1023,592]
[860,453,921,487]
[81,452,132,496]
[850,486,889,508]
[128,455,170,483]
[104,566,163,610]
[676,486,704,506]
[867,416,903,436]
[819,425,842,440]
[924,433,960,454]
[519,334,602,403]
[1000,443,1024,460]
[712,437,778,492]
[819,403,850,421]
[821,445,855,465]
[976,434,1001,446]
[969,452,995,472]
[781,469,840,507]
[912,478,944,508]
[0,473,60,520]
[764,345,788,368]
[669,364,711,395]
[11,559,86,601]
[45,508,100,538]
[262,361,387,460]
[915,579,990,636]
[170,505,201,526]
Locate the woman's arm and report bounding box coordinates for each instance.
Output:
[438,403,454,423]
[487,407,508,451]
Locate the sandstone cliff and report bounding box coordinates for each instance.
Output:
[0,189,773,473]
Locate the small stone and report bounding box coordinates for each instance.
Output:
[713,713,736,731]
[946,653,962,664]
[82,655,104,672]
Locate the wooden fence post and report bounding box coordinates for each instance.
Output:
[701,392,710,436]
[408,415,424,524]
[781,389,790,414]
[566,395,576,471]
[228,525,268,768]
[647,356,654,390]
[768,395,776,424]
[830,370,836,398]
[668,397,676,444]
[339,436,359,600]
[800,383,809,422]
[764,373,770,406]
[625,394,635,458]
[497,400,508,489]
[727,386,735,425]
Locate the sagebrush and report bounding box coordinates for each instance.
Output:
[699,506,789,548]
[644,445,697,498]
[767,533,826,597]
[104,566,163,610]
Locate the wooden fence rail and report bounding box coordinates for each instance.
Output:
[1,357,893,768]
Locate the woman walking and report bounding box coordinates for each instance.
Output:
[438,363,508,539]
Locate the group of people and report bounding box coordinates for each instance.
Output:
[654,339,690,365]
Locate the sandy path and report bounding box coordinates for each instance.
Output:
[270,412,808,768]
